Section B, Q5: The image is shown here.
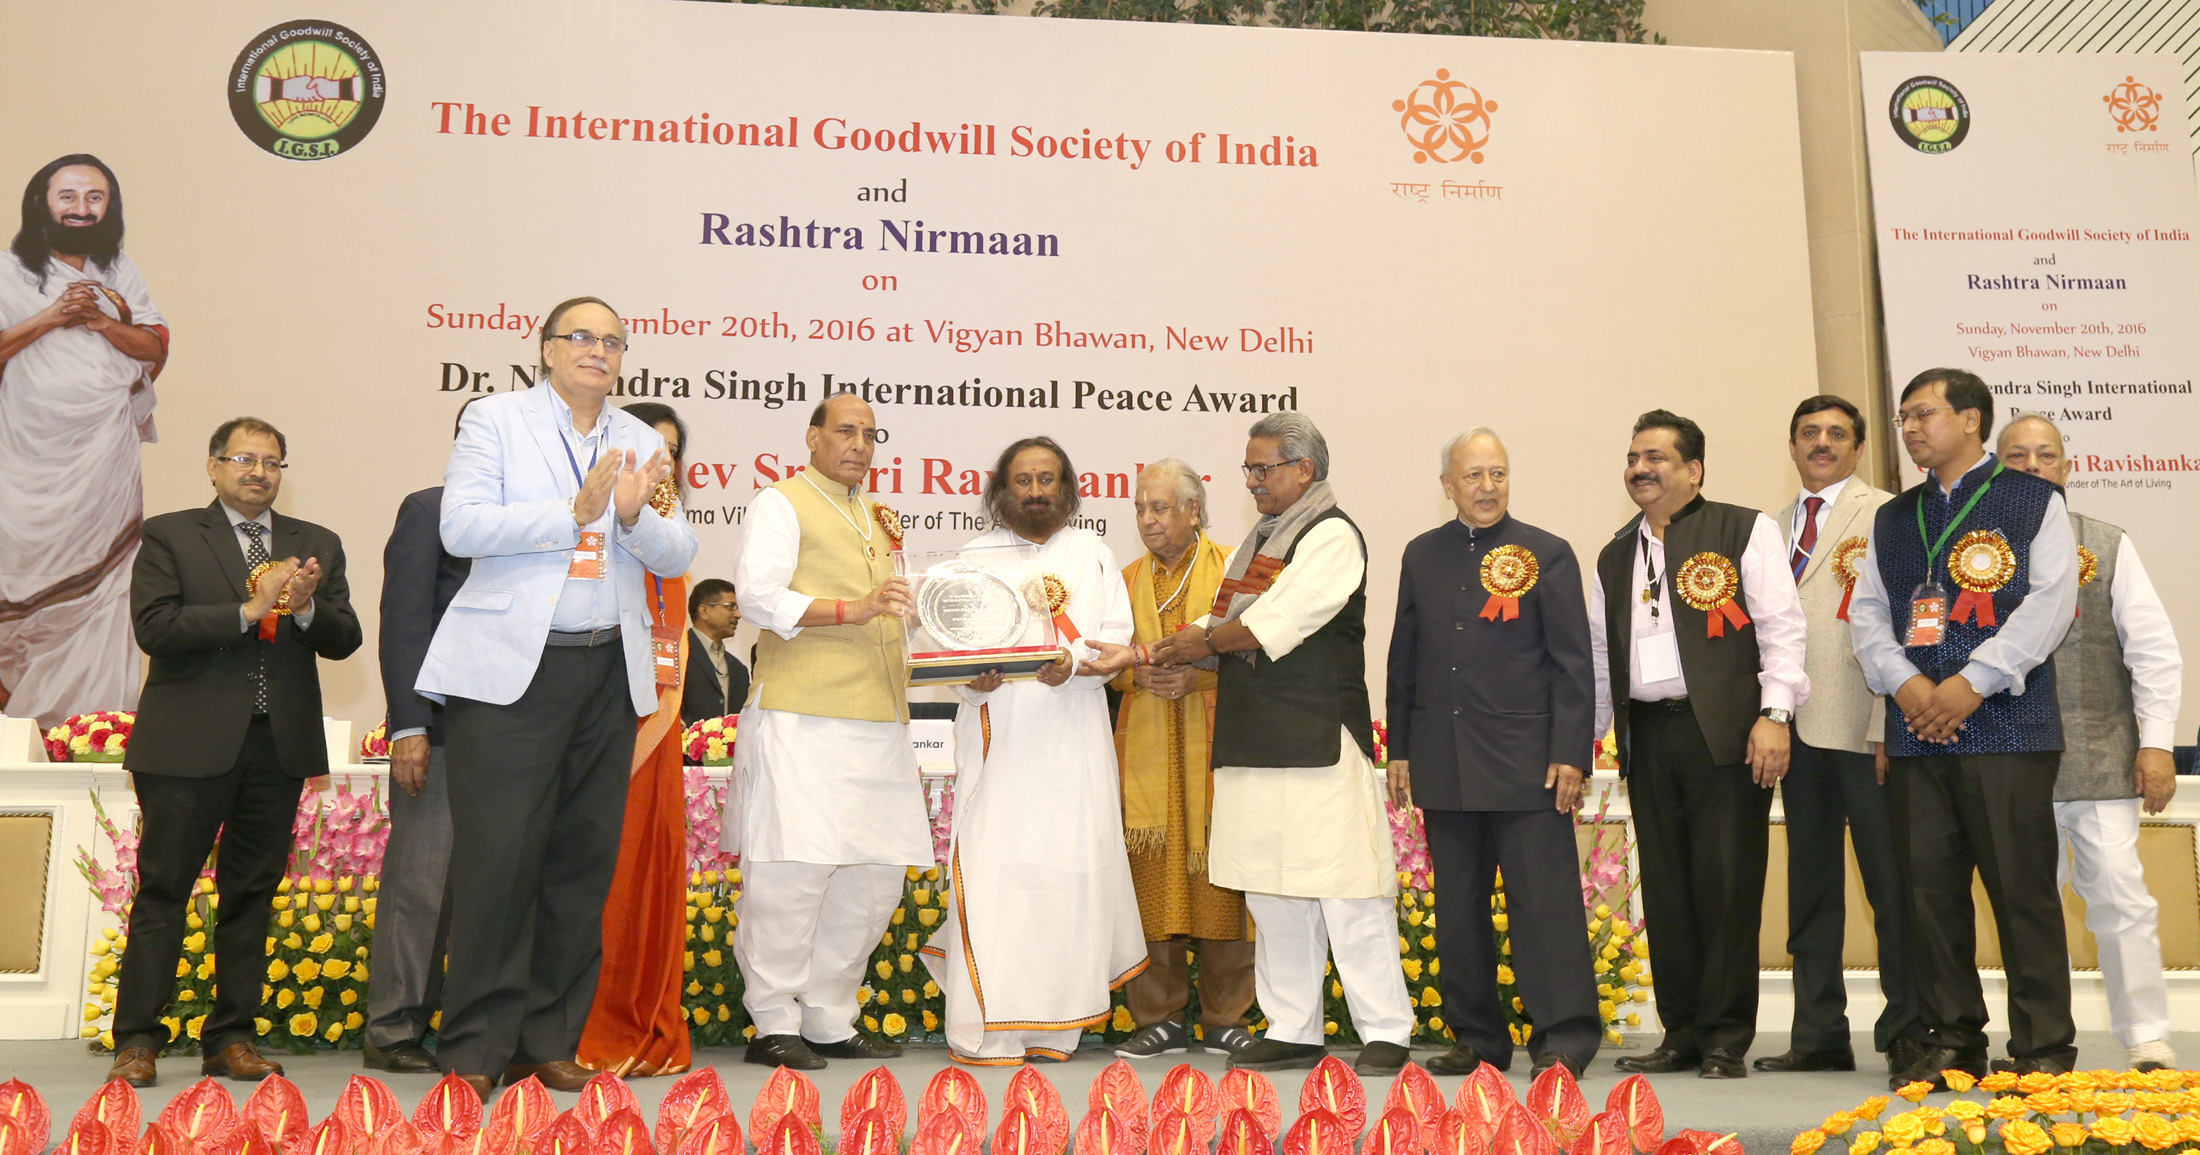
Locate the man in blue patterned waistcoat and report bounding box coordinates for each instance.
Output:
[1849,368,2079,1090]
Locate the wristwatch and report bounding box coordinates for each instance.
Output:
[1759,708,1792,724]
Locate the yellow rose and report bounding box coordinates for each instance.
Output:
[691,1007,710,1026]
[1981,1073,2021,1093]
[304,987,325,1009]
[1403,959,1423,981]
[1883,1112,1926,1147]
[2091,1118,2135,1148]
[333,914,352,933]
[2018,1074,2059,1095]
[1945,1102,1985,1124]
[891,909,905,925]
[175,958,191,978]
[1849,1132,1884,1155]
[324,960,350,980]
[1859,1098,1892,1122]
[341,990,357,1006]
[918,909,940,927]
[899,953,913,973]
[2066,1091,2097,1114]
[178,990,197,1003]
[2049,1123,2087,1148]
[1420,987,1442,1007]
[924,1011,940,1031]
[1943,1070,1976,1094]
[276,988,296,1009]
[309,933,334,954]
[2096,1094,2135,1117]
[699,925,716,943]
[2131,1114,2177,1151]
[902,988,917,1005]
[346,1012,364,1030]
[1495,965,1516,986]
[703,950,724,968]
[2174,1118,2200,1145]
[876,960,893,980]
[294,960,321,983]
[2026,1094,2070,1116]
[324,1021,343,1043]
[1824,1115,1859,1138]
[1491,914,1509,932]
[881,1012,907,1035]
[256,1018,272,1036]
[1325,1021,1340,1036]
[267,960,289,982]
[864,1016,879,1032]
[354,963,369,982]
[289,1012,317,1037]
[1913,1141,1952,1155]
[704,906,725,924]
[1987,1098,2031,1122]
[2000,1122,2052,1155]
[1793,1131,1828,1155]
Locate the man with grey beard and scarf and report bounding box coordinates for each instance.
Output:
[1085,412,1414,1076]
[0,154,170,728]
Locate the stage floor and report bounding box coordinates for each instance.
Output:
[0,1031,2188,1154]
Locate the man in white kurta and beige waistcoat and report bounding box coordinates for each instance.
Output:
[1087,413,1413,1076]
[725,394,932,1070]
[0,155,169,726]
[922,436,1145,1066]
[1997,414,2182,1073]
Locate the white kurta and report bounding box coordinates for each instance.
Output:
[921,525,1147,1059]
[724,485,930,865]
[0,252,162,726]
[1202,519,1397,901]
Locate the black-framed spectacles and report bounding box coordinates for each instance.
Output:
[1241,458,1304,482]
[552,330,629,355]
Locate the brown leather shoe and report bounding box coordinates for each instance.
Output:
[201,1041,285,1081]
[108,1046,157,1088]
[504,1060,592,1092]
[457,1074,496,1100]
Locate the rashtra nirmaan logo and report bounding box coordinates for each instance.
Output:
[1393,69,1497,165]
[228,20,387,161]
[1889,76,1968,154]
[2103,76,2163,133]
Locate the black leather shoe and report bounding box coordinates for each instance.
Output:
[1615,1046,1700,1074]
[745,1033,827,1070]
[1885,1036,1929,1076]
[808,1033,900,1060]
[1531,1053,1584,1079]
[1429,1045,1503,1076]
[1989,1053,2074,1077]
[1892,1045,1987,1091]
[1229,1038,1327,1071]
[1355,1041,1410,1076]
[364,1040,443,1074]
[1699,1050,1746,1079]
[1753,1047,1856,1073]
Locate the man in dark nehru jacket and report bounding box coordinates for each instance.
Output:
[1386,426,1599,1078]
[108,416,361,1087]
[1590,409,1808,1080]
[1849,368,2078,1089]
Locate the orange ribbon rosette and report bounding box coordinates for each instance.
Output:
[1477,544,1538,622]
[1039,572,1079,644]
[2076,545,2098,587]
[1829,536,1869,621]
[1675,551,1750,638]
[246,561,294,641]
[648,477,680,520]
[1947,530,2016,628]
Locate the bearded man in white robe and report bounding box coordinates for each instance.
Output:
[923,435,1145,1066]
[0,154,168,726]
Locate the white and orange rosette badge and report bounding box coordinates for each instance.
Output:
[1675,551,1750,637]
[2076,545,2099,587]
[1477,544,1538,622]
[1947,530,2016,627]
[1829,536,1869,621]
[648,477,680,520]
[1039,572,1078,644]
[246,561,294,641]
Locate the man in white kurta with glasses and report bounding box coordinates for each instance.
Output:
[726,393,932,1070]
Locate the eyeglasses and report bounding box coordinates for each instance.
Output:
[700,601,739,612]
[551,330,629,355]
[214,455,288,472]
[1241,459,1304,482]
[1893,405,1952,428]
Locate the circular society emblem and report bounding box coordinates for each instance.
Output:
[1889,75,1969,154]
[228,20,386,161]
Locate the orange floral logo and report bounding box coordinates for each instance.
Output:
[1392,69,1497,165]
[2103,76,2163,133]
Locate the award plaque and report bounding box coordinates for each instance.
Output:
[900,544,1068,686]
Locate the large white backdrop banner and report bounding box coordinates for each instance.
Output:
[1,2,1819,731]
[1861,51,2200,731]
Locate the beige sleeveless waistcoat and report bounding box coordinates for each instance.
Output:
[752,474,908,723]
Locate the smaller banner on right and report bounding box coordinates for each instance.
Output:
[1860,50,2200,727]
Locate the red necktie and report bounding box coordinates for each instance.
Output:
[1790,495,1823,580]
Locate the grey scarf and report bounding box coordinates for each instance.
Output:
[1213,480,1338,660]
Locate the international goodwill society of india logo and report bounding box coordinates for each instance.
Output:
[1394,70,1496,165]
[228,20,387,161]
[1889,76,1969,154]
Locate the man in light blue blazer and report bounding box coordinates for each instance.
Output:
[416,296,697,1096]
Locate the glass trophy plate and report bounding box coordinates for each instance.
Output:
[898,542,1066,686]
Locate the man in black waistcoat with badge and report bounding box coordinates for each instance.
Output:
[1386,427,1600,1079]
[1849,369,2079,1088]
[1591,409,1810,1080]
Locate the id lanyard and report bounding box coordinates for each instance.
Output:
[559,426,601,495]
[1904,461,2000,650]
[1916,462,2002,572]
[1640,533,1662,625]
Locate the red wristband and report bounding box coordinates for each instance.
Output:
[836,598,846,626]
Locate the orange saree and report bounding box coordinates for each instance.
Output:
[576,573,693,1075]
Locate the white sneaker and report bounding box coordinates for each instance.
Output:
[2128,1039,2179,1072]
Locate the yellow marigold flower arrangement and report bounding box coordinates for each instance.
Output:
[1999,1121,2052,1155]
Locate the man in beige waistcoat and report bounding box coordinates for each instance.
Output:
[724,394,931,1069]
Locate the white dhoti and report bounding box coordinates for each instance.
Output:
[921,526,1146,1064]
[725,701,931,1042]
[0,252,161,727]
[2055,797,2170,1047]
[1211,727,1413,1046]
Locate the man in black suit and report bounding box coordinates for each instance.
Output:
[363,405,474,1074]
[680,577,748,726]
[107,417,361,1087]
[1386,427,1601,1079]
